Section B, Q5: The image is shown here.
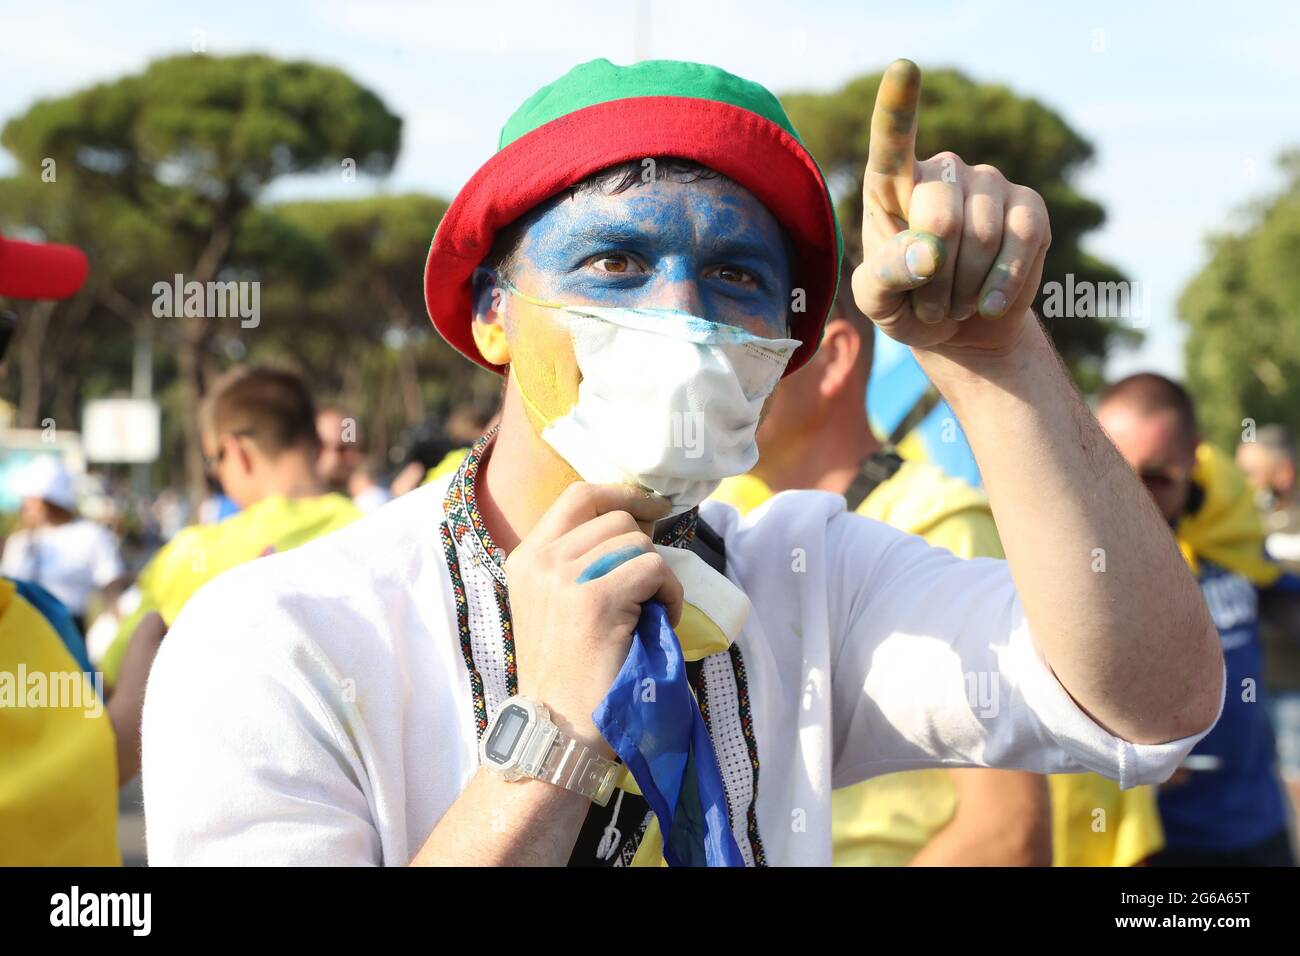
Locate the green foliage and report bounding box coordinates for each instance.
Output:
[258,195,499,458]
[781,67,1137,371]
[1181,152,1300,448]
[0,53,405,501]
[2,54,401,223]
[0,176,177,421]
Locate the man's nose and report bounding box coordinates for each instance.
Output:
[644,261,706,317]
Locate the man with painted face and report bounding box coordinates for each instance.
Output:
[143,59,1224,866]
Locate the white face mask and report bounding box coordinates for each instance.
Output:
[504,283,801,513]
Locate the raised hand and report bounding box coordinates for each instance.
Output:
[851,59,1052,356]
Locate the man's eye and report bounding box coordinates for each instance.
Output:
[714,265,756,286]
[592,255,635,274]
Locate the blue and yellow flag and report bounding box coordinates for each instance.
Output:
[593,599,744,867]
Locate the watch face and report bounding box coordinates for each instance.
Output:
[484,702,531,766]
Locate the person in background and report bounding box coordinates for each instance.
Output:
[348,459,393,514]
[151,488,189,541]
[1238,426,1300,534]
[1236,425,1300,841]
[713,265,1162,866]
[2,455,126,633]
[101,366,360,686]
[1098,374,1294,866]
[392,406,502,499]
[0,229,164,862]
[319,406,391,512]
[317,407,364,492]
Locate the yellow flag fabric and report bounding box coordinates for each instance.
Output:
[102,493,360,684]
[713,458,1165,866]
[709,473,775,517]
[1177,442,1280,585]
[854,459,1004,558]
[0,579,121,865]
[1048,771,1165,867]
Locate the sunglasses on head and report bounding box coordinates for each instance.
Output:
[203,429,256,476]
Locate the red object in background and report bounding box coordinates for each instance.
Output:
[0,232,89,300]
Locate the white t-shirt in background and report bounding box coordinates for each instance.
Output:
[1,519,124,616]
[352,484,392,514]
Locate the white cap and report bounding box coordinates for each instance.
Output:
[14,456,77,511]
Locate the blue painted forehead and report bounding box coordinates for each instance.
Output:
[498,157,795,273]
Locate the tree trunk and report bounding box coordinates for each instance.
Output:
[178,218,237,509]
[372,277,423,426]
[48,293,95,430]
[15,300,55,428]
[176,330,209,509]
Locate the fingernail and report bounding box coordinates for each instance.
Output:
[915,302,945,324]
[905,241,938,281]
[979,290,1008,317]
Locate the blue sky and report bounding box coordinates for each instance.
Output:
[2,0,1297,379]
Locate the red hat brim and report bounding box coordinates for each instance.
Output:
[0,236,89,300]
[424,96,838,376]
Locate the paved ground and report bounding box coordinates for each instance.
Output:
[119,776,147,866]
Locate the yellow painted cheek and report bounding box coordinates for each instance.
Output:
[509,317,581,433]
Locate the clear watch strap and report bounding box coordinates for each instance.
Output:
[538,732,620,807]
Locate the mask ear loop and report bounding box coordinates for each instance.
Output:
[471,267,569,318]
[496,274,567,311]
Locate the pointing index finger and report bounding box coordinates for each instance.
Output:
[867,59,922,180]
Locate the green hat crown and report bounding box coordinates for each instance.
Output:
[498,58,804,150]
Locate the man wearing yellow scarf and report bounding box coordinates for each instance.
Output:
[714,273,1163,867]
[1098,374,1293,866]
[101,367,359,686]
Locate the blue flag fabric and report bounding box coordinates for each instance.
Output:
[8,577,93,680]
[592,599,745,867]
[867,327,982,488]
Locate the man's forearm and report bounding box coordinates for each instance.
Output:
[106,611,167,785]
[910,769,1051,866]
[915,315,1222,744]
[409,769,590,866]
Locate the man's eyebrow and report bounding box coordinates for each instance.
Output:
[566,221,650,248]
[700,234,783,264]
[560,218,785,271]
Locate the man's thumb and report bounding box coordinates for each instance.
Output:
[871,229,945,291]
[853,230,946,322]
